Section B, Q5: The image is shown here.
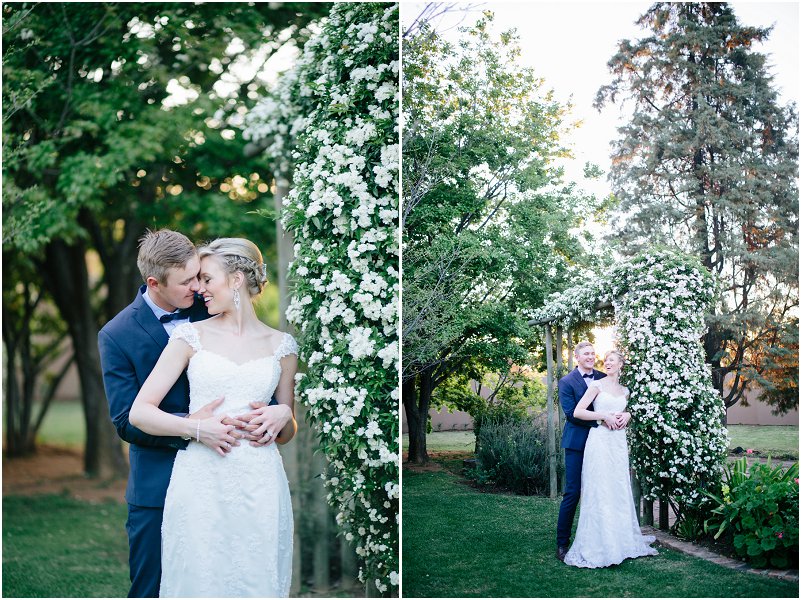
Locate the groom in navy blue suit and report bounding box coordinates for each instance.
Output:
[99,230,222,597]
[555,341,609,562]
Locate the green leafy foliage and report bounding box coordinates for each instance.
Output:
[432,368,546,442]
[2,2,325,474]
[704,457,799,568]
[402,10,598,464]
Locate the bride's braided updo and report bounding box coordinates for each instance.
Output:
[197,238,268,297]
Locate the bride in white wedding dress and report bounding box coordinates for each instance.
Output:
[564,350,657,568]
[130,238,297,597]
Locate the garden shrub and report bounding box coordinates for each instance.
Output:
[704,457,799,568]
[474,412,559,495]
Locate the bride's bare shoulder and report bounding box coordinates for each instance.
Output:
[254,323,288,345]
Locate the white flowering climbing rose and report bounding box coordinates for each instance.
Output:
[531,250,729,512]
[244,2,399,595]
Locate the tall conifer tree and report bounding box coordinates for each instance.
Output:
[596,2,798,414]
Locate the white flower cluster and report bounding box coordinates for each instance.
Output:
[528,274,613,328]
[244,3,399,594]
[612,251,728,510]
[533,250,728,513]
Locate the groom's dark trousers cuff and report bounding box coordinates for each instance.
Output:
[126,504,163,598]
[556,448,584,547]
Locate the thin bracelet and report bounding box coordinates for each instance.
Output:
[196,421,201,443]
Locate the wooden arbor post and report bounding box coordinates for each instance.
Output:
[545,325,557,499]
[555,326,566,486]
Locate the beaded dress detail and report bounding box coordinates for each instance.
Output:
[159,322,297,597]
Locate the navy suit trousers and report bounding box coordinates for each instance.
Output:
[556,448,584,547]
[126,504,163,598]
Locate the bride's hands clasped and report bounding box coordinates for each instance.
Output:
[236,401,293,446]
[601,411,631,430]
[188,396,247,456]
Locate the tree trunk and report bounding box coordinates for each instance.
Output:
[3,341,31,456]
[403,373,429,465]
[274,176,293,330]
[41,238,127,478]
[643,497,654,526]
[274,177,304,596]
[313,447,331,592]
[102,223,143,320]
[3,285,41,457]
[340,536,359,591]
[545,325,557,499]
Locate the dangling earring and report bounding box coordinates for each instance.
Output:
[233,288,241,311]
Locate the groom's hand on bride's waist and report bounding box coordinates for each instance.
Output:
[187,396,248,429]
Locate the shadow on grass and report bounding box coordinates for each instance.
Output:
[402,461,799,598]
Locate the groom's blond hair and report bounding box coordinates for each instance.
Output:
[574,341,594,356]
[137,229,197,284]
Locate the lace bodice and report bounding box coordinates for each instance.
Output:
[170,322,298,415]
[590,384,629,414]
[161,322,295,597]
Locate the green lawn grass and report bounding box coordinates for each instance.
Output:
[35,400,86,447]
[402,466,798,598]
[727,424,799,459]
[402,431,476,453]
[2,495,130,598]
[405,424,799,459]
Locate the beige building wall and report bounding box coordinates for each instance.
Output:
[725,387,799,426]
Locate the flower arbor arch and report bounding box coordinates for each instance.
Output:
[528,250,729,526]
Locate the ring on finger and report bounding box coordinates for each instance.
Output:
[267,430,276,438]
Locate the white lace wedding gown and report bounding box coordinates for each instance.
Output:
[564,386,658,568]
[159,322,296,597]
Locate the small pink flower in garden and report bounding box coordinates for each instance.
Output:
[794,478,798,484]
[777,532,783,539]
[746,448,753,454]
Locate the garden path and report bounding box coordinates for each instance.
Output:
[642,526,798,583]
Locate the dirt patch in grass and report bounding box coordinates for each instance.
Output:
[2,444,127,504]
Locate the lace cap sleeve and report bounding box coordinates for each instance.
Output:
[170,322,201,353]
[275,332,299,361]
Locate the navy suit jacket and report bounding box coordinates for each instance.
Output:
[558,367,607,451]
[99,286,210,507]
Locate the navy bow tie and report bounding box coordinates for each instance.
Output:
[582,373,594,379]
[159,309,190,323]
